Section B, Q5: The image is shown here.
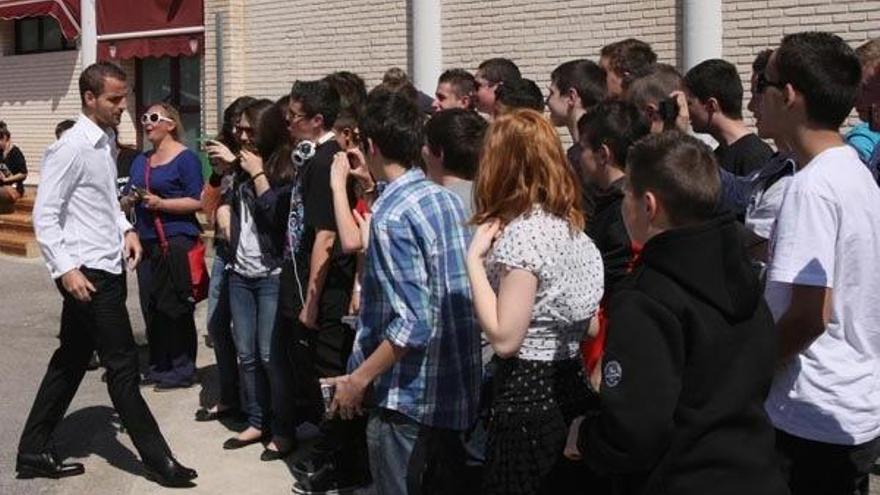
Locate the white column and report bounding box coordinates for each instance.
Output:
[80,0,97,67]
[411,0,442,95]
[682,0,722,71]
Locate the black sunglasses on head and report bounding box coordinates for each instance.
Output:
[756,73,786,94]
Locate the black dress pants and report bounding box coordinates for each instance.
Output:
[777,428,880,495]
[18,268,171,464]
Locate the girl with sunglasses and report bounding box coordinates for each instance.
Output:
[122,102,204,390]
[215,99,296,458]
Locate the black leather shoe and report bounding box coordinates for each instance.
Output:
[16,452,85,479]
[222,434,266,450]
[143,456,197,488]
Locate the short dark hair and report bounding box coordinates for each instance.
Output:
[360,88,424,168]
[626,63,683,109]
[496,78,544,112]
[600,38,657,86]
[424,108,487,180]
[477,58,521,85]
[0,126,10,140]
[438,69,477,100]
[578,100,650,170]
[551,59,608,109]
[752,49,773,76]
[79,62,127,105]
[627,131,720,226]
[55,119,76,139]
[684,59,744,119]
[218,95,257,151]
[324,71,367,111]
[289,79,341,130]
[774,32,862,130]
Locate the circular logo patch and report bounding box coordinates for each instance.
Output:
[604,360,623,388]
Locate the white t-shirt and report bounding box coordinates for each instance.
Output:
[764,145,880,445]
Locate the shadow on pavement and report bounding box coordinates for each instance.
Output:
[54,405,147,479]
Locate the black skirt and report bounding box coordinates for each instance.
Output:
[482,357,599,495]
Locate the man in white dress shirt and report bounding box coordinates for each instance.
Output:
[15,62,197,488]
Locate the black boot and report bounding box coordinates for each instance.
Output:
[16,452,85,479]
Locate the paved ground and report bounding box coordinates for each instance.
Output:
[0,255,325,495]
[1,254,879,495]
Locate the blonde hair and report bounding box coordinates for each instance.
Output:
[473,109,584,230]
[147,102,185,142]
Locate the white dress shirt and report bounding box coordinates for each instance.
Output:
[34,114,132,279]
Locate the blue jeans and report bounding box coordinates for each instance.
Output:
[206,256,239,409]
[228,271,280,430]
[366,408,466,495]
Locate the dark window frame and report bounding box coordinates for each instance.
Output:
[13,17,76,55]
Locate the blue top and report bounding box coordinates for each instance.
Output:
[126,149,204,241]
[845,122,880,164]
[348,168,480,431]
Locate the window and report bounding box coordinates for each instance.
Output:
[136,56,202,151]
[14,17,76,54]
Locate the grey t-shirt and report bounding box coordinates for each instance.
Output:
[446,179,474,225]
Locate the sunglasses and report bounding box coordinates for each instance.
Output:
[755,73,786,94]
[141,113,175,125]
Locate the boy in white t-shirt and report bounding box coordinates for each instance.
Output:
[761,32,880,495]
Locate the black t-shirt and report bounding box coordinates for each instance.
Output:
[586,179,632,297]
[715,133,773,177]
[1,146,27,194]
[566,143,597,218]
[295,139,356,321]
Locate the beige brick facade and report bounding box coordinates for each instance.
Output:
[0,0,877,176]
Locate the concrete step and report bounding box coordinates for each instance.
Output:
[0,212,34,236]
[0,231,39,258]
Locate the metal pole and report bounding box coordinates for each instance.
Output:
[215,12,224,133]
[682,0,723,71]
[80,0,96,67]
[411,0,442,95]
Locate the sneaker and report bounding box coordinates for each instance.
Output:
[291,479,365,495]
[291,458,369,495]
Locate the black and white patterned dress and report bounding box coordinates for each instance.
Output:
[482,205,604,495]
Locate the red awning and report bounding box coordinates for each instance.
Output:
[97,0,204,61]
[0,0,80,40]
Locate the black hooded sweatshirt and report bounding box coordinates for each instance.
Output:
[578,214,788,495]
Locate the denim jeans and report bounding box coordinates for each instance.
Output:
[228,271,280,430]
[206,256,239,409]
[366,408,467,495]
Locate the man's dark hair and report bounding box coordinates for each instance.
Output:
[360,88,424,167]
[627,131,720,226]
[477,58,521,85]
[626,63,683,110]
[774,32,862,130]
[752,49,773,76]
[600,38,657,87]
[578,100,650,170]
[424,108,487,180]
[54,119,76,139]
[684,59,744,120]
[496,78,544,112]
[324,71,367,111]
[438,68,477,100]
[0,127,10,140]
[551,59,608,109]
[79,62,127,105]
[289,79,341,130]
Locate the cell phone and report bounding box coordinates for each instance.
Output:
[130,185,148,198]
[658,98,679,124]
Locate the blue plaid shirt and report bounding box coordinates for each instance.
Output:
[348,168,480,431]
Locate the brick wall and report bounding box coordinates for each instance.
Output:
[723,0,880,128]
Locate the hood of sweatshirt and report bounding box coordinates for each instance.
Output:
[637,214,760,322]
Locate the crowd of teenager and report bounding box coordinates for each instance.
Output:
[13,27,880,495]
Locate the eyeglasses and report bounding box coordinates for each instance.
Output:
[234,125,255,136]
[756,73,786,94]
[287,111,309,122]
[141,113,175,125]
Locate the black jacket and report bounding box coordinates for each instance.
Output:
[222,173,292,272]
[586,179,633,298]
[579,214,787,495]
